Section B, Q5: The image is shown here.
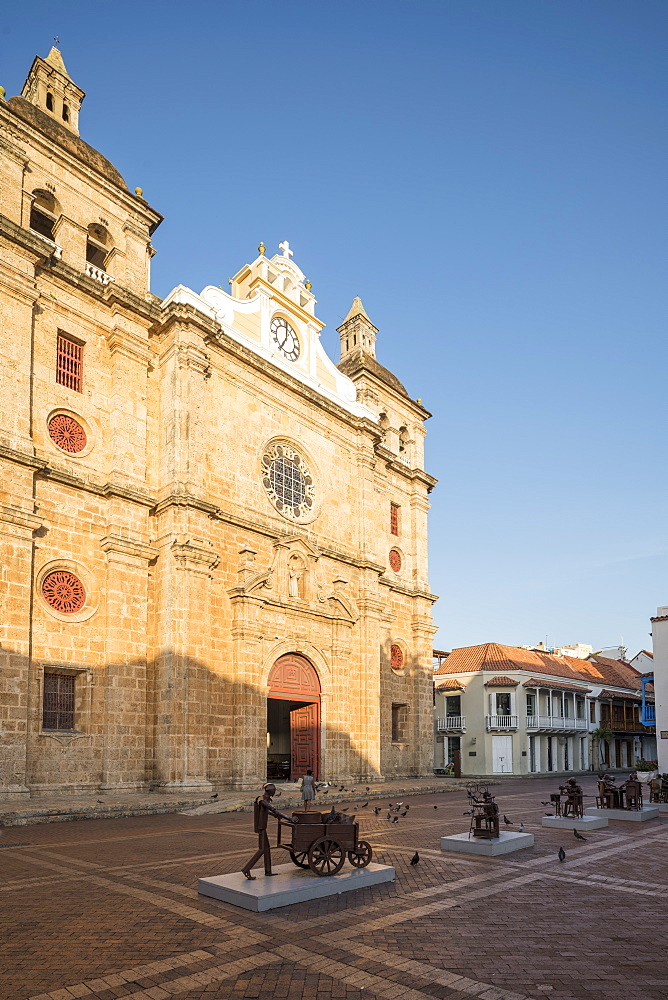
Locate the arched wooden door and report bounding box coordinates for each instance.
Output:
[268,654,321,780]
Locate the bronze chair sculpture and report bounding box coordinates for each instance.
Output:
[559,778,584,819]
[466,783,500,840]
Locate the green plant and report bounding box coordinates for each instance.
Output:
[634,759,658,772]
[591,727,613,766]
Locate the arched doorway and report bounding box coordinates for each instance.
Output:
[267,654,320,782]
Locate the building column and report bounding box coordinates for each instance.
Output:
[152,532,219,793]
[0,501,42,799]
[99,533,157,791]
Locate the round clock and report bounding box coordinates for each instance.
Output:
[271,316,300,361]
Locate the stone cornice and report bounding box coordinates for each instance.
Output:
[374,446,437,492]
[379,576,438,603]
[0,502,42,531]
[100,534,158,561]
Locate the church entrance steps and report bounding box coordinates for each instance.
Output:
[0,776,463,827]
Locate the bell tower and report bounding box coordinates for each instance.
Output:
[337,296,378,362]
[21,46,85,136]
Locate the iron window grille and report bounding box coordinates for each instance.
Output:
[42,672,75,730]
[56,333,84,392]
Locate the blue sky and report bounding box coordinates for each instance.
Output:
[4,1,666,656]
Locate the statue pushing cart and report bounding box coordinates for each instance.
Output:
[277,809,373,876]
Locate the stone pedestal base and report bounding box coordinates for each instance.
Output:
[658,803,668,814]
[542,815,608,831]
[440,831,534,856]
[585,806,659,822]
[198,861,395,912]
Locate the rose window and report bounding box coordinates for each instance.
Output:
[390,644,404,671]
[262,443,315,520]
[48,414,87,453]
[389,549,402,572]
[42,571,86,613]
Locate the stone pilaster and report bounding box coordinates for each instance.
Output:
[99,533,157,791]
[0,502,42,798]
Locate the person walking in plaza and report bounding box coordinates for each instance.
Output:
[301,769,316,811]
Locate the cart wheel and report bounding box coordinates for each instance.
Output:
[289,850,310,869]
[348,840,372,868]
[307,836,345,876]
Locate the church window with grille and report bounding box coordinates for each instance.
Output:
[390,502,399,535]
[390,644,404,672]
[56,333,83,392]
[42,570,86,614]
[42,672,75,730]
[261,442,316,521]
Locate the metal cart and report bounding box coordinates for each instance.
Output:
[276,810,373,876]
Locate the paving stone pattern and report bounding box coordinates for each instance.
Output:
[1,777,666,1000]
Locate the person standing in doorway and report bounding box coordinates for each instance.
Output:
[301,769,316,811]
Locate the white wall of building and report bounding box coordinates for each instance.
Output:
[651,606,668,773]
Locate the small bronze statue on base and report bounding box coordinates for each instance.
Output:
[242,782,296,880]
[466,782,500,839]
[557,777,584,819]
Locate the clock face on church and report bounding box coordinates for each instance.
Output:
[271,316,300,361]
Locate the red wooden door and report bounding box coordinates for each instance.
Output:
[290,702,319,780]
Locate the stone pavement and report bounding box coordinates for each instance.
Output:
[1,775,666,1000]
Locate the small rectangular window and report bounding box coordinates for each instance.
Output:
[589,701,596,723]
[56,332,83,392]
[42,672,75,730]
[391,703,408,743]
[390,502,399,536]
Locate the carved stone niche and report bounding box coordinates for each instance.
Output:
[273,535,320,602]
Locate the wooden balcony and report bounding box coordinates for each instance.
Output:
[436,715,466,733]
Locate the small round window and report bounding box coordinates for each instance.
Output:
[389,549,402,573]
[390,644,404,672]
[262,442,315,521]
[48,414,87,453]
[42,571,86,614]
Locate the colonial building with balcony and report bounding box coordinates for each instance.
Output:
[433,643,655,777]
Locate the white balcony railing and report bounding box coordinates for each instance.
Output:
[486,714,518,731]
[525,715,587,731]
[85,262,115,285]
[436,716,466,732]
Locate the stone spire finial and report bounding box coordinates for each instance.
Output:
[21,46,85,136]
[337,296,379,362]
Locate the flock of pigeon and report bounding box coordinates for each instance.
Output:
[315,783,594,865]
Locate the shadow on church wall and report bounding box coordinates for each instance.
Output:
[0,643,425,797]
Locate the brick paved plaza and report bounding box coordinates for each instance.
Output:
[2,776,666,1000]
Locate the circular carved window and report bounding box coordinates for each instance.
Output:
[262,442,315,521]
[390,644,404,671]
[389,549,402,572]
[42,571,86,613]
[48,414,87,453]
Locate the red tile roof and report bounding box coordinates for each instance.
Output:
[434,678,464,690]
[434,642,642,692]
[523,678,591,693]
[484,676,519,687]
[598,689,642,701]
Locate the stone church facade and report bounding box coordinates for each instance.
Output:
[0,48,437,799]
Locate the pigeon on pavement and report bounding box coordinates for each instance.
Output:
[392,816,399,824]
[503,815,513,825]
[361,802,369,808]
[573,829,587,842]
[558,847,566,862]
[410,851,420,865]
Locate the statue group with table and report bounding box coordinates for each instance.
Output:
[595,772,643,811]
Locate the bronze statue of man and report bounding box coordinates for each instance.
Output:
[242,782,296,880]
